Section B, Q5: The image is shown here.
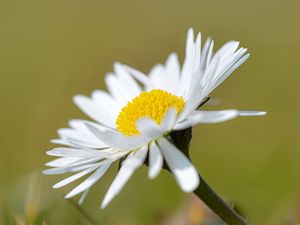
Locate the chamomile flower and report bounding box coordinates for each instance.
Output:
[43,28,266,209]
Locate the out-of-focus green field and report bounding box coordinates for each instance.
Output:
[0,0,299,224]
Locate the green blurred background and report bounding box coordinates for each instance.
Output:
[0,0,299,224]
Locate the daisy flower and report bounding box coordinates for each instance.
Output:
[43,28,266,209]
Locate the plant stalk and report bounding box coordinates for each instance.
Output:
[193,174,248,225]
[170,125,248,225]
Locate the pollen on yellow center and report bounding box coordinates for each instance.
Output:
[116,89,185,136]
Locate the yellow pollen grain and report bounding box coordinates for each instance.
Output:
[116,89,185,136]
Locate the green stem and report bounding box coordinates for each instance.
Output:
[193,175,248,225]
[170,127,248,225]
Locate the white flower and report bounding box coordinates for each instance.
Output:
[43,28,266,209]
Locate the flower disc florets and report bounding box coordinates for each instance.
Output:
[116,89,185,136]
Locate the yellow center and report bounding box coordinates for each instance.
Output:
[116,89,185,136]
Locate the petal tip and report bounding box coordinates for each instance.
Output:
[239,111,267,116]
[72,95,82,103]
[100,199,109,209]
[181,175,200,193]
[148,171,159,180]
[64,194,71,199]
[52,184,60,189]
[42,169,50,175]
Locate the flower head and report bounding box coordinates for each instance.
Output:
[43,28,266,209]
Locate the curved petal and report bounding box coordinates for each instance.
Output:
[148,142,163,179]
[114,63,142,97]
[176,110,266,130]
[136,108,178,139]
[238,111,267,116]
[193,32,202,70]
[136,118,163,139]
[46,147,110,158]
[73,95,116,128]
[58,128,108,149]
[65,163,111,198]
[105,73,133,106]
[45,157,80,168]
[178,56,222,122]
[179,28,195,97]
[179,40,249,121]
[85,122,148,150]
[78,188,90,205]
[160,108,177,132]
[121,64,153,88]
[100,146,148,208]
[175,110,239,130]
[149,53,181,94]
[51,139,75,147]
[199,38,214,73]
[205,53,250,96]
[91,90,120,117]
[43,163,99,175]
[53,165,100,189]
[148,64,167,91]
[157,138,199,192]
[164,53,181,95]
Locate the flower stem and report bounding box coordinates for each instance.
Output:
[193,174,248,225]
[170,127,248,225]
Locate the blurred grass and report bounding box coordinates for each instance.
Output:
[0,0,299,224]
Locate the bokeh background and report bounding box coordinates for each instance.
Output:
[0,0,299,224]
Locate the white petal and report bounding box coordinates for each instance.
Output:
[157,138,199,192]
[179,67,218,121]
[179,42,249,122]
[46,156,103,171]
[193,32,202,70]
[46,157,80,167]
[59,156,106,169]
[43,163,99,175]
[114,63,141,97]
[164,53,181,94]
[136,108,178,138]
[148,142,163,179]
[178,56,223,121]
[51,139,74,147]
[100,146,148,208]
[179,29,195,97]
[46,147,110,158]
[78,188,90,205]
[69,119,105,136]
[206,54,250,96]
[73,95,115,128]
[69,119,92,131]
[199,38,213,72]
[59,139,106,150]
[53,165,99,189]
[160,108,177,132]
[175,110,239,130]
[58,127,108,149]
[238,111,267,116]
[213,47,247,81]
[148,64,167,91]
[121,64,153,88]
[186,28,194,57]
[91,90,120,117]
[105,73,132,106]
[65,163,111,198]
[85,123,147,150]
[136,118,163,139]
